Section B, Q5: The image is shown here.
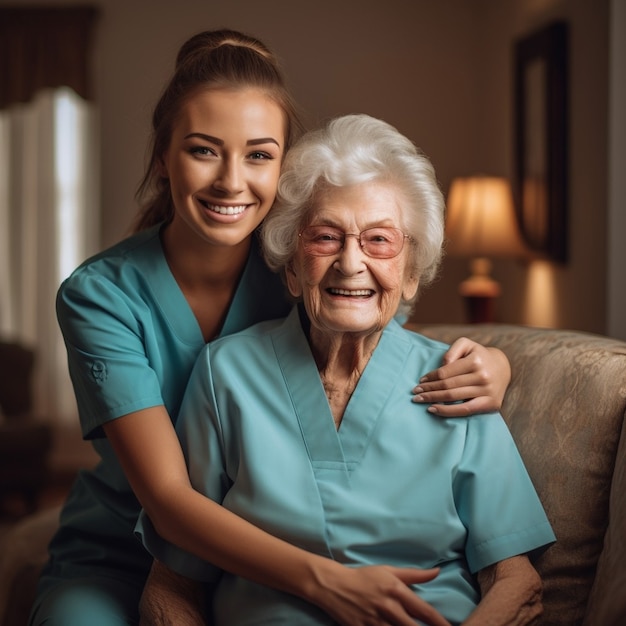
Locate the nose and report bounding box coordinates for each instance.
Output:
[333,235,367,275]
[213,157,244,194]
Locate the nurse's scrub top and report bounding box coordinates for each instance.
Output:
[137,305,556,626]
[38,224,291,593]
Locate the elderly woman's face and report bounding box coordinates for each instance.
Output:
[286,181,419,337]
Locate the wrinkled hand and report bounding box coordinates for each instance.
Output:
[139,560,208,626]
[413,338,511,417]
[462,556,543,625]
[311,565,451,626]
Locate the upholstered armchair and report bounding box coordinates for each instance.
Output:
[1,324,625,626]
[409,324,626,626]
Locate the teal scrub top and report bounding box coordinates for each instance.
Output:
[137,306,556,626]
[41,225,291,589]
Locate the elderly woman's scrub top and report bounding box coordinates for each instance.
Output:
[137,305,556,626]
[37,225,290,598]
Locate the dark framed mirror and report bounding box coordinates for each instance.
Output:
[513,21,569,262]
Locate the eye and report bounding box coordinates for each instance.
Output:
[364,229,393,244]
[189,145,217,157]
[313,230,342,242]
[301,226,344,245]
[248,151,273,160]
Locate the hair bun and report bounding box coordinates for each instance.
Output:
[175,28,272,68]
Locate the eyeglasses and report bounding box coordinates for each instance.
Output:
[299,225,412,259]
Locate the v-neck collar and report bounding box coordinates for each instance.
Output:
[144,227,270,346]
[274,307,411,470]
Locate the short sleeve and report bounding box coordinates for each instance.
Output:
[57,269,164,438]
[454,416,556,573]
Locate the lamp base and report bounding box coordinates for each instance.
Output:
[459,258,501,324]
[463,295,496,324]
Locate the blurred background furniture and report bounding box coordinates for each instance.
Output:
[0,341,53,516]
[1,324,625,626]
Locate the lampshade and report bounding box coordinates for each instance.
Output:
[445,176,527,258]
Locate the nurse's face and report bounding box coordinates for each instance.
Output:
[286,181,419,338]
[161,87,285,249]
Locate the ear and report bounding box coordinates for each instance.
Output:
[402,274,419,301]
[285,262,303,298]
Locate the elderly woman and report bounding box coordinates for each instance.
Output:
[137,114,555,626]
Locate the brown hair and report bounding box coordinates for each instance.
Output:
[132,29,303,232]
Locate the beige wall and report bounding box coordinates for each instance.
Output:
[3,0,611,333]
[415,0,610,333]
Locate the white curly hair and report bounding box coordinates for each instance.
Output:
[261,114,445,316]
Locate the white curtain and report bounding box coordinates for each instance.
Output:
[0,87,100,423]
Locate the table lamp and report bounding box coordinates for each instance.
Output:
[445,176,527,323]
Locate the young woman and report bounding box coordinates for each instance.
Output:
[30,29,512,626]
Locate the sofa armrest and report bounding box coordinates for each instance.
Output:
[583,412,626,625]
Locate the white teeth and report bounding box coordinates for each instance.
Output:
[206,204,247,215]
[329,288,373,296]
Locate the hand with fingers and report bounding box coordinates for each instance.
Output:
[412,338,511,417]
[312,565,451,626]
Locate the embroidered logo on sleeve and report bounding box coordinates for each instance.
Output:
[90,360,108,383]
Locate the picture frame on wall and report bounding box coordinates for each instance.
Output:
[513,21,569,262]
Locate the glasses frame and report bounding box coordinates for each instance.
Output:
[298,225,412,259]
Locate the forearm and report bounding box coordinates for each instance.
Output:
[108,409,446,625]
[104,409,337,604]
[462,557,543,626]
[147,488,454,626]
[148,484,340,605]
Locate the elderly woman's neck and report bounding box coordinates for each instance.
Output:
[310,328,381,372]
[309,327,382,429]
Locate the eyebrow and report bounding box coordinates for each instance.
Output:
[184,133,281,148]
[313,216,396,229]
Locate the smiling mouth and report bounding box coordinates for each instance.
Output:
[200,201,248,216]
[328,288,374,297]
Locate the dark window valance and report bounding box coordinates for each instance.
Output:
[0,6,99,109]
